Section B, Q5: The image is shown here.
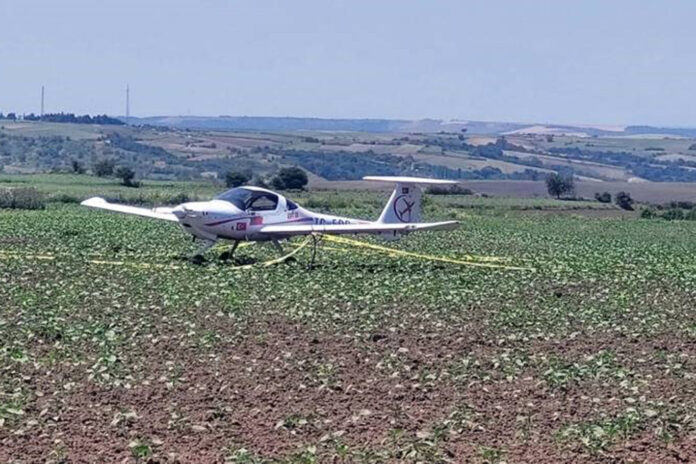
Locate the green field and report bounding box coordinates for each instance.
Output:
[1,178,696,463]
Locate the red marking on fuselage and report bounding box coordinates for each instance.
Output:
[204,215,253,227]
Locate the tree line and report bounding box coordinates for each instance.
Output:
[0,112,124,125]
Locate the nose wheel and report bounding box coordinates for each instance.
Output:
[190,238,216,264]
[219,241,240,261]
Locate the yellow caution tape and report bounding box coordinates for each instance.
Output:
[261,235,311,266]
[86,259,183,270]
[0,252,55,261]
[325,235,512,263]
[0,236,310,271]
[320,234,532,271]
[0,234,528,271]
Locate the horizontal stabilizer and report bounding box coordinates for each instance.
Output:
[363,176,457,185]
[260,221,458,237]
[81,197,178,222]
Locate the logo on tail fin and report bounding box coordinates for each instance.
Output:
[393,195,415,222]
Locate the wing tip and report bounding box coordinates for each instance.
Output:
[81,197,107,207]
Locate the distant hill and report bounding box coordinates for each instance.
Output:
[124,116,530,134]
[123,115,696,137]
[4,118,696,188]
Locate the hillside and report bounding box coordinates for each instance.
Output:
[126,115,696,138]
[2,120,696,202]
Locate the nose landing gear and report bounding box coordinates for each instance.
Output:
[219,241,240,261]
[190,237,216,264]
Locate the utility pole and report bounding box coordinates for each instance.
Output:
[41,86,45,117]
[126,84,130,118]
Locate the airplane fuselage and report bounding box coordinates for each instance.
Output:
[173,198,365,242]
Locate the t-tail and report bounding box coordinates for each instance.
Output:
[363,176,458,225]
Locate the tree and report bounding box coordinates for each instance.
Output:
[594,192,612,203]
[93,159,115,177]
[546,173,574,199]
[615,191,634,210]
[224,170,250,188]
[71,159,85,174]
[271,167,308,190]
[115,166,137,187]
[270,176,286,191]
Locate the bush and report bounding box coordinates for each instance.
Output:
[662,208,684,221]
[47,192,81,204]
[166,192,191,205]
[669,201,695,210]
[615,191,634,210]
[0,187,46,210]
[115,166,139,187]
[251,177,269,189]
[427,184,474,195]
[270,167,308,190]
[224,170,250,188]
[640,208,657,219]
[270,176,285,191]
[594,192,612,203]
[93,159,115,177]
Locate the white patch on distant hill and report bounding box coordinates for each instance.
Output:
[573,124,626,132]
[607,134,689,140]
[466,136,497,146]
[504,125,590,137]
[576,175,604,182]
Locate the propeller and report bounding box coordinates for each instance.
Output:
[172,204,197,219]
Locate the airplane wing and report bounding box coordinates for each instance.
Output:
[81,197,179,222]
[260,221,458,237]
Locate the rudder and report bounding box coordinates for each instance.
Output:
[377,183,422,224]
[363,176,458,225]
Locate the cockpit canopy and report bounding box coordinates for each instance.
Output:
[215,187,279,211]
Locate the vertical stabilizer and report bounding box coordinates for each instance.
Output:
[377,183,422,224]
[362,176,458,224]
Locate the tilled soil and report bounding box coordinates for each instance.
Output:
[3,316,696,463]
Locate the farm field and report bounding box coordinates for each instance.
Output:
[2,183,696,463]
[4,120,696,188]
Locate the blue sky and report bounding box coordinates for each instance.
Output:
[1,0,695,126]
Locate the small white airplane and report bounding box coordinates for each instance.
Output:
[81,176,459,265]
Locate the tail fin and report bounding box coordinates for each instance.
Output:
[363,176,457,224]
